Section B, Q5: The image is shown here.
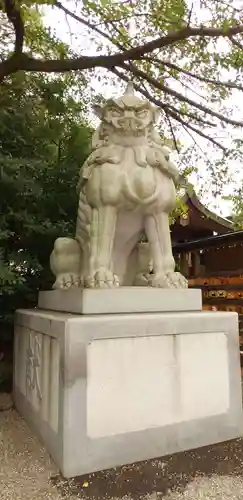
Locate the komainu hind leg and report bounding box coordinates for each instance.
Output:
[85,206,119,288]
[50,237,82,289]
[145,212,188,288]
[133,242,153,286]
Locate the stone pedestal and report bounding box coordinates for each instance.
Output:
[13,289,243,478]
[38,287,202,314]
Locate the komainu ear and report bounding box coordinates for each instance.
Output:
[152,106,160,123]
[93,104,103,118]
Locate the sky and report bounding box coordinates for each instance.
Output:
[42,0,243,219]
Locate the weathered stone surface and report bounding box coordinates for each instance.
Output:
[50,83,187,290]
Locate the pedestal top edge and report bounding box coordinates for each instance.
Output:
[38,287,201,295]
[15,308,238,321]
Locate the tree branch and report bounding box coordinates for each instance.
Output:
[54,5,217,130]
[55,2,243,61]
[53,2,219,128]
[1,0,243,81]
[4,0,24,54]
[0,0,242,149]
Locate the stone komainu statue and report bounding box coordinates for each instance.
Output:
[50,83,187,289]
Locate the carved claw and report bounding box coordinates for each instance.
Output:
[149,271,188,289]
[148,272,168,288]
[53,273,82,290]
[164,272,188,289]
[85,268,120,288]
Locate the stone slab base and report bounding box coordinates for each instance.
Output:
[13,308,243,478]
[38,287,202,314]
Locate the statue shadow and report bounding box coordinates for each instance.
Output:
[51,437,243,499]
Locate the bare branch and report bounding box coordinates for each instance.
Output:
[180,122,205,156]
[229,35,243,51]
[164,110,180,152]
[122,62,243,126]
[96,12,149,25]
[170,72,209,102]
[167,105,216,127]
[55,1,118,48]
[187,2,194,27]
[214,0,242,12]
[110,66,225,150]
[64,12,73,45]
[134,71,216,126]
[171,114,227,151]
[145,57,243,92]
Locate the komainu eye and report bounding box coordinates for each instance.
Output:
[136,109,148,118]
[109,108,122,117]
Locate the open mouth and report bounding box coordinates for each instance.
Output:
[118,128,145,137]
[117,119,144,131]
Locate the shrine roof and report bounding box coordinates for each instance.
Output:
[173,229,243,253]
[185,184,232,227]
[173,184,233,236]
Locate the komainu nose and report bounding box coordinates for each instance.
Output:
[124,111,134,118]
[118,117,132,128]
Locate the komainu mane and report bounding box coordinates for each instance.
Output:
[50,83,187,289]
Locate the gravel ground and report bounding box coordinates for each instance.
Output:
[0,398,76,500]
[1,393,243,500]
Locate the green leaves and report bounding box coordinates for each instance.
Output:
[61,0,243,178]
[150,0,187,30]
[0,12,92,348]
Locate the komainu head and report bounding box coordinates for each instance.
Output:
[93,82,159,137]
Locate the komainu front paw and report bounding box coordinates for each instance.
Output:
[85,268,120,288]
[149,271,188,289]
[164,272,188,289]
[53,273,82,290]
[149,272,168,288]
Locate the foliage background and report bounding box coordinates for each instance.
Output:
[0,10,93,389]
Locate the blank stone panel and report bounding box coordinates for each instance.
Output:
[177,332,230,421]
[87,335,179,439]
